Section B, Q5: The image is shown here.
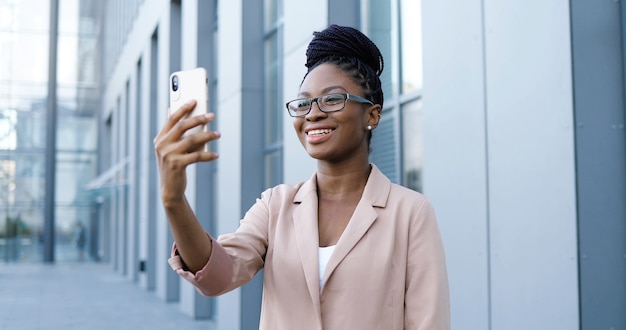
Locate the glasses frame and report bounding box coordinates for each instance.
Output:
[285,93,374,117]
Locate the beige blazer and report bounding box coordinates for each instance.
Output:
[169,164,450,329]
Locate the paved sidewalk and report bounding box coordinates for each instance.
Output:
[0,263,213,330]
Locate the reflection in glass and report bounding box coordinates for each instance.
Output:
[53,0,100,262]
[264,0,280,30]
[366,0,395,101]
[402,99,423,192]
[0,0,100,263]
[0,0,50,263]
[263,0,283,189]
[400,0,423,94]
[264,150,283,190]
[264,32,280,146]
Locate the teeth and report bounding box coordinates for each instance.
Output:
[308,129,333,136]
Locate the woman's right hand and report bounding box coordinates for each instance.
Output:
[154,99,220,207]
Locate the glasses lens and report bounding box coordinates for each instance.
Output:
[319,94,346,112]
[288,99,312,116]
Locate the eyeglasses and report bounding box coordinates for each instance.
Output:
[285,93,374,117]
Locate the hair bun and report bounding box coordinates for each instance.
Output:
[305,24,384,77]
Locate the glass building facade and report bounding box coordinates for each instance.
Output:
[0,0,100,262]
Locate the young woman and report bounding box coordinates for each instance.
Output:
[155,24,450,329]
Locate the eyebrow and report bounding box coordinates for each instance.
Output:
[297,86,348,98]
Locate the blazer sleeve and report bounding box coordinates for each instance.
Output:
[404,198,451,329]
[168,188,273,296]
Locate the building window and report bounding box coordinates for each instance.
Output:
[399,0,423,94]
[263,0,283,188]
[401,99,423,192]
[366,0,424,192]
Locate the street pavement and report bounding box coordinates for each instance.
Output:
[0,262,213,330]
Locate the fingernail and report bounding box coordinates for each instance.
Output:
[214,131,221,137]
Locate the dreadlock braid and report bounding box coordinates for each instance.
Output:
[304,24,384,107]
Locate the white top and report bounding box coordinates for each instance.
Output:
[318,245,336,288]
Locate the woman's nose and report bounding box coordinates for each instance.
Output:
[305,101,326,121]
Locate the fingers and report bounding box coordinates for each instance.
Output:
[160,148,220,172]
[157,99,212,143]
[155,109,215,148]
[170,99,197,121]
[155,126,220,157]
[183,149,220,163]
[154,99,221,170]
[158,99,197,137]
[181,129,221,154]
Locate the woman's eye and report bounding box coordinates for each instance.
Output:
[296,100,310,109]
[323,95,343,105]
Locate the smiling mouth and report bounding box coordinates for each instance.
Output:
[307,128,334,136]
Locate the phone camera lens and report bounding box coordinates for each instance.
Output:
[172,75,179,91]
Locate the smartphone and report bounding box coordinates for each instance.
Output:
[168,67,209,138]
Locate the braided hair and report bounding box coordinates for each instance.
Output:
[304,24,384,107]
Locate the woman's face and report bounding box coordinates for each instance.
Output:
[292,63,378,162]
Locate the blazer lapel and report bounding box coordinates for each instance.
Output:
[321,199,377,287]
[292,174,321,317]
[322,164,391,288]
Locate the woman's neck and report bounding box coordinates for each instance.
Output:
[315,161,372,198]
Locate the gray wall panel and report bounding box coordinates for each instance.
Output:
[422,1,490,328]
[571,0,626,328]
[484,2,578,329]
